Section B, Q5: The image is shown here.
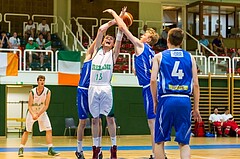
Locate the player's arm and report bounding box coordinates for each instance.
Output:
[84,38,97,62]
[38,90,51,117]
[150,54,161,114]
[28,91,36,118]
[191,55,202,122]
[103,9,144,55]
[94,19,116,52]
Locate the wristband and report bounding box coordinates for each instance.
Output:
[116,31,123,41]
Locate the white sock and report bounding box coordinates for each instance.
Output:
[98,137,102,147]
[110,136,117,146]
[20,144,24,148]
[77,140,83,152]
[93,137,99,147]
[48,144,53,149]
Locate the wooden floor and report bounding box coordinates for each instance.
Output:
[0,134,240,159]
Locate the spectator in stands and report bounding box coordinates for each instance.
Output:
[0,31,11,48]
[212,34,227,56]
[209,107,223,136]
[232,48,240,72]
[37,19,50,39]
[36,33,46,49]
[25,19,36,40]
[222,107,240,136]
[25,37,44,68]
[199,34,213,56]
[212,27,220,36]
[160,27,170,48]
[9,32,20,49]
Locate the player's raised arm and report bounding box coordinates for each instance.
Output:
[103,9,143,52]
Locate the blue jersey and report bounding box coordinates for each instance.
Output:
[78,60,92,88]
[158,49,193,96]
[134,43,155,86]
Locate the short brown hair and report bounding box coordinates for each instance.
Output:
[37,75,45,81]
[168,28,184,46]
[146,28,159,46]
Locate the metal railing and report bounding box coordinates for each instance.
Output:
[23,49,54,71]
[4,13,30,33]
[0,48,22,71]
[58,16,85,51]
[185,31,201,56]
[32,14,58,34]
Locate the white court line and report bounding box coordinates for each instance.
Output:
[191,155,217,159]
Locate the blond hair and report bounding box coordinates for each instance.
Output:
[146,28,159,46]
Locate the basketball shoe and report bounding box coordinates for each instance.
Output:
[48,147,60,156]
[92,146,102,159]
[110,145,117,159]
[18,147,24,157]
[75,151,85,159]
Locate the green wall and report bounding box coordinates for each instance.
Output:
[0,85,6,136]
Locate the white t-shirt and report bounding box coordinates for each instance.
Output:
[25,24,35,31]
[36,38,46,49]
[221,113,233,122]
[9,37,20,49]
[38,23,50,32]
[209,113,222,122]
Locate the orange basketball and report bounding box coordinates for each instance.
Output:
[122,12,133,27]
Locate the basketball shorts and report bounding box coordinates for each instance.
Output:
[88,85,113,118]
[77,87,90,119]
[155,95,192,145]
[25,111,52,132]
[142,86,156,119]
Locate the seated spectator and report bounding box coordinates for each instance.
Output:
[222,107,240,136]
[9,32,20,49]
[212,35,227,56]
[232,48,240,72]
[25,37,44,68]
[25,19,36,40]
[209,107,223,136]
[199,34,213,56]
[36,33,45,49]
[37,19,50,39]
[0,31,11,48]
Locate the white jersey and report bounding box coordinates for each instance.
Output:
[90,48,113,86]
[209,113,222,122]
[221,113,233,122]
[31,87,49,114]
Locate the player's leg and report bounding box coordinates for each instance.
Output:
[154,142,165,159]
[76,88,89,159]
[172,96,191,159]
[89,86,102,159]
[142,87,157,158]
[38,112,59,156]
[18,111,34,157]
[179,143,190,159]
[154,97,172,159]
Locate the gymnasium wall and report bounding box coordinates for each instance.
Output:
[0,85,6,136]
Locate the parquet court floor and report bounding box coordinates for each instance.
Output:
[0,135,240,159]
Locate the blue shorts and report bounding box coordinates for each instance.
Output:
[155,95,192,145]
[77,88,90,119]
[142,86,156,119]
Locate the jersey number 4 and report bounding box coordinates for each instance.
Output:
[171,61,184,79]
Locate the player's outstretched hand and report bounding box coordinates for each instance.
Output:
[120,6,127,17]
[103,9,115,15]
[192,109,202,122]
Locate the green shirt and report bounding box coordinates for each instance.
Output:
[25,42,39,50]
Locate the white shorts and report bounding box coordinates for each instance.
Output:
[25,111,52,132]
[88,85,113,118]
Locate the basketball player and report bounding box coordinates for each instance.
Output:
[88,7,126,159]
[18,75,59,157]
[104,9,161,159]
[150,28,202,159]
[75,39,104,159]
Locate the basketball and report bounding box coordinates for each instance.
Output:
[122,12,133,27]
